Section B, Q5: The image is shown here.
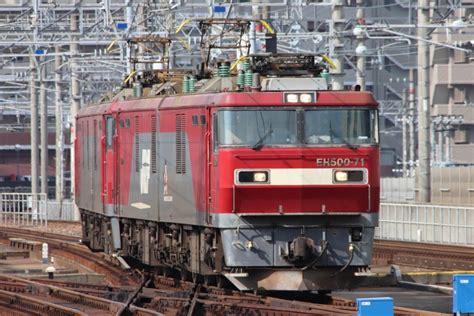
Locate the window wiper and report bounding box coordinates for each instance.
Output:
[252,126,273,150]
[329,123,358,150]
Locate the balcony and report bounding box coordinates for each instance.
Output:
[432,64,474,86]
[432,105,474,124]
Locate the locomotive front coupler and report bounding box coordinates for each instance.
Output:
[284,236,319,265]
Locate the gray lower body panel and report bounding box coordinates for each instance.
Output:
[221,225,374,267]
[216,213,376,291]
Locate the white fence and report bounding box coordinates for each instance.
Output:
[0,193,77,227]
[0,193,48,226]
[380,177,416,203]
[377,202,474,245]
[46,200,77,221]
[382,167,474,205]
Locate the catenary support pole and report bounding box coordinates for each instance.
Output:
[126,1,133,75]
[70,11,81,220]
[55,46,63,203]
[402,88,408,177]
[30,56,39,196]
[416,0,431,202]
[408,69,416,177]
[356,0,365,90]
[40,59,48,195]
[250,0,259,55]
[330,0,345,90]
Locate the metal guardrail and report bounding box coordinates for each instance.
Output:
[0,193,77,226]
[377,202,474,246]
[0,193,47,227]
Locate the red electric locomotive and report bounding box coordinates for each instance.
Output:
[76,51,379,291]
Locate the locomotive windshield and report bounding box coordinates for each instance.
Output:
[218,107,378,148]
[304,109,377,146]
[219,110,297,147]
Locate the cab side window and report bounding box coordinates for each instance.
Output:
[106,117,115,148]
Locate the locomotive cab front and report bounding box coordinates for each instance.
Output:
[208,89,379,291]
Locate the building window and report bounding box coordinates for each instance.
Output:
[453,50,467,63]
[453,86,466,104]
[454,129,468,144]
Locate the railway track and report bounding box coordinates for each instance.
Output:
[0,226,451,315]
[143,274,444,315]
[0,226,139,286]
[373,239,474,271]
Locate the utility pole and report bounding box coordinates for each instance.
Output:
[408,69,416,177]
[55,47,63,203]
[355,0,366,90]
[30,56,39,196]
[416,0,431,202]
[70,10,81,220]
[40,59,48,195]
[330,0,345,90]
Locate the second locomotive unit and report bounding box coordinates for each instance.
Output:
[76,39,379,291]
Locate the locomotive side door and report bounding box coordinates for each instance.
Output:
[207,109,218,222]
[103,115,119,216]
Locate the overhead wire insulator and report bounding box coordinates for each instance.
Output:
[189,76,196,93]
[237,70,245,88]
[182,75,190,93]
[218,62,230,77]
[244,70,253,87]
[242,60,250,71]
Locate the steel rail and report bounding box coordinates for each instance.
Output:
[374,239,474,270]
[0,227,140,286]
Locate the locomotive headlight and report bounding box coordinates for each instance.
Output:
[334,171,348,182]
[237,170,269,184]
[285,93,299,103]
[299,93,313,103]
[284,92,316,103]
[253,172,268,182]
[333,170,365,183]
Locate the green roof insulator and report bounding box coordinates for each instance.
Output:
[244,69,253,87]
[133,82,143,98]
[237,70,245,87]
[242,60,250,71]
[320,69,330,83]
[183,75,190,94]
[218,63,230,77]
[189,76,196,93]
